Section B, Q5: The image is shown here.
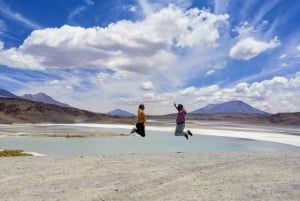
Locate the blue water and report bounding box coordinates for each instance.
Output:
[0,127,299,156]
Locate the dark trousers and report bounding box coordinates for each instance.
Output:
[136,123,145,137]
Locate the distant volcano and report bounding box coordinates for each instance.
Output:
[21,92,70,108]
[191,100,268,114]
[107,109,135,117]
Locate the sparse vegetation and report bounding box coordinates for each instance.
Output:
[0,149,32,157]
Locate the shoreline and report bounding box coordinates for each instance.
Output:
[1,122,300,147]
[63,123,300,147]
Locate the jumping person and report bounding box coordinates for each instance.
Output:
[130,104,146,137]
[173,102,193,140]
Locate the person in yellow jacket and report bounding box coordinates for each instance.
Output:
[130,104,146,137]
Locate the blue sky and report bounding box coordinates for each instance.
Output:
[0,0,300,114]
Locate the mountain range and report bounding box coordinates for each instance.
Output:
[1,94,300,125]
[0,88,269,115]
[0,88,70,108]
[21,93,70,108]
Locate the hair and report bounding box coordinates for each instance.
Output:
[178,104,183,109]
[138,104,145,109]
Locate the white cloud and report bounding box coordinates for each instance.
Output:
[0,5,229,78]
[66,85,73,90]
[68,0,95,19]
[49,80,60,85]
[127,5,137,12]
[205,69,216,76]
[97,72,110,82]
[230,37,280,60]
[68,6,87,19]
[12,67,300,114]
[0,44,44,70]
[180,86,196,95]
[184,74,300,113]
[140,81,154,91]
[137,0,154,16]
[2,2,298,115]
[278,54,286,59]
[112,71,135,80]
[232,21,255,37]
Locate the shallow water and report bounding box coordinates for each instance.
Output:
[0,124,299,156]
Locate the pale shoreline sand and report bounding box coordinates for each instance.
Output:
[1,153,299,201]
[1,122,300,148]
[69,123,300,147]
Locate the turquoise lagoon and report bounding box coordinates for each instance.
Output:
[0,124,299,156]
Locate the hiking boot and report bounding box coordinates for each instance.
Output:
[184,134,188,140]
[188,130,193,136]
[130,127,137,134]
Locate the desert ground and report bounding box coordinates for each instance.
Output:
[1,121,300,201]
[1,153,300,201]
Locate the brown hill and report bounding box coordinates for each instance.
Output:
[1,97,300,126]
[0,97,134,124]
[149,112,300,126]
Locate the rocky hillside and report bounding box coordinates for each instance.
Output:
[21,92,70,108]
[1,97,299,126]
[0,97,134,124]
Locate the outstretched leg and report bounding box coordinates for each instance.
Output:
[175,123,189,140]
[136,123,145,137]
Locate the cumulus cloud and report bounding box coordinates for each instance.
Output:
[0,42,44,70]
[0,5,229,76]
[230,37,280,60]
[140,81,154,91]
[161,73,300,114]
[137,0,154,15]
[232,21,255,37]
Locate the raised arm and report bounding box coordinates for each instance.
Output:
[173,102,178,110]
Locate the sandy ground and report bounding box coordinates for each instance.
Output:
[1,153,300,201]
